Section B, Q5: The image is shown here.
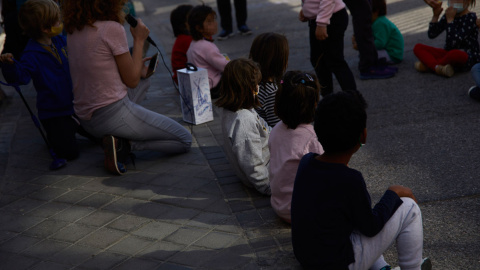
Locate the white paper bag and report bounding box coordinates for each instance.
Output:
[177,64,214,125]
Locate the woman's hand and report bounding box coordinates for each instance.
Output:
[316,25,328,40]
[140,56,153,78]
[130,18,149,42]
[0,53,14,64]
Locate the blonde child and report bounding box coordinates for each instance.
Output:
[249,32,289,127]
[413,0,480,77]
[268,71,324,223]
[216,58,271,195]
[0,0,93,161]
[187,4,229,99]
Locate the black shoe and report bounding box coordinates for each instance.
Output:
[238,25,252,35]
[217,29,234,40]
[468,86,480,101]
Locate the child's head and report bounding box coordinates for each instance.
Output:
[275,71,320,129]
[371,0,387,17]
[62,0,126,34]
[188,4,217,41]
[18,0,60,39]
[314,91,368,153]
[215,58,262,112]
[170,4,193,37]
[249,32,289,83]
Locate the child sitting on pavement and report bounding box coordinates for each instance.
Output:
[291,90,431,270]
[187,4,229,99]
[170,4,193,85]
[249,32,289,127]
[0,0,93,161]
[353,0,404,65]
[413,0,480,77]
[216,58,271,195]
[268,71,324,223]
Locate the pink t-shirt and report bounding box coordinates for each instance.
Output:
[68,21,130,120]
[268,122,324,222]
[186,39,228,89]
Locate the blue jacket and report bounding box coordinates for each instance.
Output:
[2,35,74,120]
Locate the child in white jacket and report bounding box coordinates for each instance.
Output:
[216,58,271,195]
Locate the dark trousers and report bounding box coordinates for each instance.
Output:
[216,0,247,31]
[343,0,378,72]
[309,9,356,96]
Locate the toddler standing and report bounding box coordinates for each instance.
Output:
[187,4,229,99]
[413,0,480,77]
[268,71,324,223]
[249,32,289,127]
[216,58,271,195]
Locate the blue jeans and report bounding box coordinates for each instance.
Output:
[80,79,192,154]
[471,63,480,87]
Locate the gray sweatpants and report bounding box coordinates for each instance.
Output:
[80,79,192,154]
[349,197,424,270]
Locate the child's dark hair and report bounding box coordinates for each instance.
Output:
[19,0,60,39]
[170,4,193,37]
[188,4,215,41]
[371,0,387,16]
[275,71,320,129]
[249,32,289,84]
[314,90,368,153]
[215,58,262,112]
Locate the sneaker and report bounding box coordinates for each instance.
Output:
[359,66,396,80]
[421,257,432,270]
[415,61,429,72]
[238,25,252,35]
[102,135,127,175]
[116,137,135,168]
[468,86,480,101]
[217,29,234,40]
[435,64,454,77]
[379,265,392,270]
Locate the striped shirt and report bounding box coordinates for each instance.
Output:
[255,81,280,127]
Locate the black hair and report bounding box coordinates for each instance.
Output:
[371,0,386,16]
[187,4,215,41]
[314,90,368,153]
[275,71,320,129]
[170,4,193,37]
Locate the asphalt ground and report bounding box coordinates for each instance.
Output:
[0,0,479,269]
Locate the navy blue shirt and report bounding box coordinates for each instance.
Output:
[291,153,403,270]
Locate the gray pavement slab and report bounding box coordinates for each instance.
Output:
[0,0,479,269]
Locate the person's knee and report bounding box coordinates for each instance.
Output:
[399,197,421,218]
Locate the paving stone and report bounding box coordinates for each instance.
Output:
[200,238,255,270]
[102,197,145,213]
[23,219,69,238]
[193,231,241,249]
[131,221,179,240]
[229,201,255,213]
[248,236,278,250]
[195,181,222,195]
[0,230,17,243]
[26,201,71,218]
[1,197,46,215]
[29,261,71,270]
[236,210,265,229]
[171,176,212,190]
[186,212,231,229]
[164,227,210,246]
[167,245,218,267]
[203,198,232,215]
[0,252,40,270]
[124,185,160,200]
[77,227,127,249]
[107,214,151,232]
[157,207,201,225]
[135,240,186,261]
[132,201,174,219]
[30,175,70,186]
[155,262,193,270]
[77,210,120,227]
[50,205,95,222]
[53,189,93,204]
[78,251,128,270]
[0,234,41,253]
[76,193,116,208]
[50,244,102,266]
[50,223,96,243]
[0,212,44,233]
[29,187,69,201]
[113,258,161,270]
[107,235,154,256]
[8,183,45,197]
[0,194,20,207]
[217,176,242,186]
[22,238,70,259]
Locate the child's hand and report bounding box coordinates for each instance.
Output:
[299,9,308,22]
[388,185,418,203]
[424,0,441,8]
[432,1,443,19]
[445,6,456,23]
[0,53,14,64]
[315,25,328,40]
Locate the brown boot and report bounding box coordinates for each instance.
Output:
[435,64,454,77]
[414,61,429,72]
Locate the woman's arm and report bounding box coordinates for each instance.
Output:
[114,19,150,88]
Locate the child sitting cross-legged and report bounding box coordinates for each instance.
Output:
[291,90,431,270]
[268,71,324,223]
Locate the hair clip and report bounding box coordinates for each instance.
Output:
[300,79,306,84]
[305,74,314,81]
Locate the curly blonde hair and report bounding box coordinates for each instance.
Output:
[61,0,127,34]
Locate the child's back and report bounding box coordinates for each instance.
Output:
[371,0,404,64]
